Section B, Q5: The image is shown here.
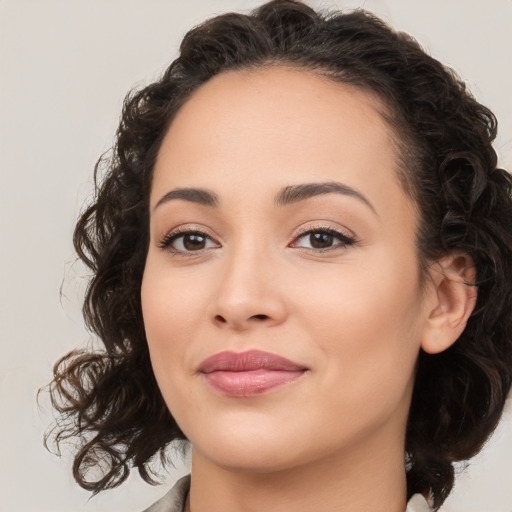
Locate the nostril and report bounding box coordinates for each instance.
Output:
[213,313,272,327]
[251,314,269,321]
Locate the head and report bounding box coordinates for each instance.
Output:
[49,1,512,509]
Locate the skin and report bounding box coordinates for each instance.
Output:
[141,67,475,512]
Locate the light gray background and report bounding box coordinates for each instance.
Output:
[1,1,511,511]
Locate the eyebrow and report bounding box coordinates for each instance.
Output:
[274,181,376,214]
[153,181,376,214]
[154,187,219,211]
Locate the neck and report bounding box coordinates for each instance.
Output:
[187,425,408,512]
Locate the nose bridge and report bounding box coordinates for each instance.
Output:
[211,236,286,329]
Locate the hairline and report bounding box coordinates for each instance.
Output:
[147,60,429,280]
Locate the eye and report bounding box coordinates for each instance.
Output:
[291,227,355,251]
[158,229,219,254]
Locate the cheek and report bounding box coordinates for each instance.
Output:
[140,258,205,388]
[298,251,422,336]
[141,252,209,334]
[295,250,424,399]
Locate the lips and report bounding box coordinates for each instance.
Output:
[198,350,307,397]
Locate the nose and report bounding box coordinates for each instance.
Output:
[209,247,288,331]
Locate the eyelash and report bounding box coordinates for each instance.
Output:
[157,227,218,254]
[290,225,356,252]
[158,225,356,255]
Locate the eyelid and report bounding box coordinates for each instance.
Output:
[289,223,357,250]
[156,222,357,254]
[157,225,221,253]
[294,222,355,240]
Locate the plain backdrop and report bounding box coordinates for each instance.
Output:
[1,1,511,511]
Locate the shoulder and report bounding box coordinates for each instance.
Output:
[142,475,191,512]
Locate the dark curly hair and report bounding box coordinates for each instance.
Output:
[46,1,512,509]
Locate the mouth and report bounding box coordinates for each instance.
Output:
[198,350,308,397]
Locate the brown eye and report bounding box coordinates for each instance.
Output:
[182,233,207,250]
[309,232,334,249]
[159,230,219,253]
[291,228,355,251]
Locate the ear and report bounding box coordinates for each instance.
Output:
[421,254,478,354]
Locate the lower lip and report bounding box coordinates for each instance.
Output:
[202,369,305,397]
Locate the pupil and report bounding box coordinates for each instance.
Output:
[310,232,333,249]
[184,234,206,250]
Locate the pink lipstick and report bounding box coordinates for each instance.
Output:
[198,350,307,397]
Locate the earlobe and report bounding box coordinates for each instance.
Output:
[421,254,478,354]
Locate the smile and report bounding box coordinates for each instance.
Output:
[198,350,308,397]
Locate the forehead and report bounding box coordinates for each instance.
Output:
[152,66,407,215]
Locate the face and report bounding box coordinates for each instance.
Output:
[141,67,433,473]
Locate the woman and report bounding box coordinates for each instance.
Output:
[48,1,512,511]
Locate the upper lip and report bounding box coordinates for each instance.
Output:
[198,350,307,373]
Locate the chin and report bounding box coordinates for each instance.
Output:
[187,412,311,472]
[196,441,308,475]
